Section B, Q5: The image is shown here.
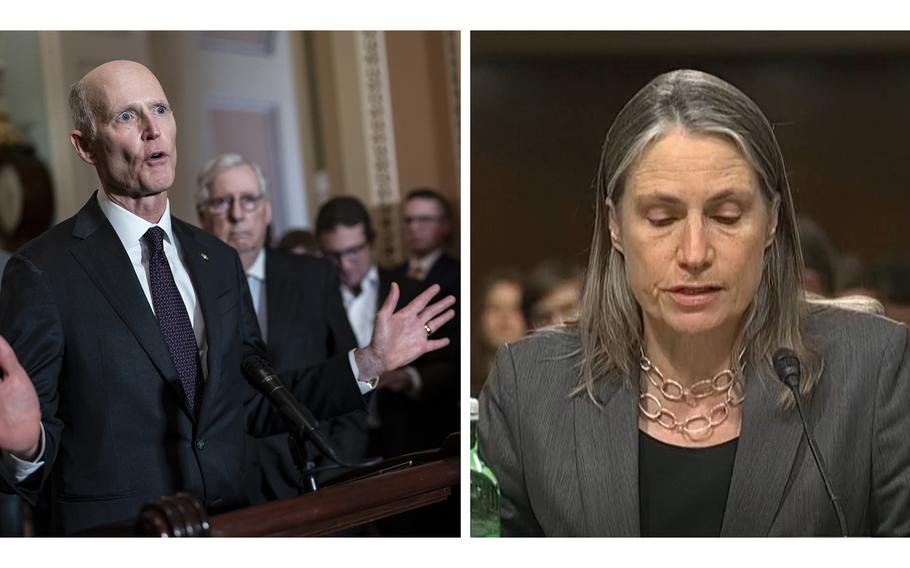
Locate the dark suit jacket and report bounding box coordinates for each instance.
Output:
[0,194,364,535]
[392,252,460,302]
[377,254,460,456]
[249,248,365,501]
[479,306,910,536]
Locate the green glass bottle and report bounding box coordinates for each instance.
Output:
[470,397,500,537]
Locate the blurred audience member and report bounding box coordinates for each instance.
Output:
[276,229,321,257]
[395,188,458,294]
[523,260,584,329]
[472,270,527,396]
[797,217,837,297]
[316,197,388,348]
[873,260,910,325]
[837,255,882,299]
[316,195,458,535]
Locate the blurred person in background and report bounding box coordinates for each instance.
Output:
[394,188,459,295]
[276,229,321,257]
[523,260,584,329]
[874,260,910,325]
[472,270,527,396]
[797,217,837,298]
[316,195,459,536]
[837,254,881,299]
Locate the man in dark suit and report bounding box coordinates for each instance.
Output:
[394,188,459,297]
[196,153,366,501]
[0,60,454,535]
[384,188,460,456]
[316,195,459,456]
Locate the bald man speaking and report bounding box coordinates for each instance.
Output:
[0,60,455,535]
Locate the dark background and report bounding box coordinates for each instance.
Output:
[471,31,910,318]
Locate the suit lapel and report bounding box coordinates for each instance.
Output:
[69,196,187,412]
[171,220,223,422]
[574,372,640,536]
[721,369,804,536]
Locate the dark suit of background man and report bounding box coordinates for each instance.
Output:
[196,153,366,503]
[0,60,455,535]
[385,188,460,458]
[315,195,459,536]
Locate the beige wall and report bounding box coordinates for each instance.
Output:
[309,31,460,264]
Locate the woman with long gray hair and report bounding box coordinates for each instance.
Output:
[477,69,910,536]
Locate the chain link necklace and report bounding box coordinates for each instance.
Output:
[638,348,745,441]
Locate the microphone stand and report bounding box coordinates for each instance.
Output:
[774,349,849,537]
[288,432,319,493]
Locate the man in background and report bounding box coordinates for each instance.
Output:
[196,153,367,501]
[395,188,459,295]
[315,194,458,535]
[385,188,460,456]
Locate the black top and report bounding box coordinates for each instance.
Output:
[638,430,739,537]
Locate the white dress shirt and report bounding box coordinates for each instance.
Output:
[342,265,380,349]
[246,248,267,343]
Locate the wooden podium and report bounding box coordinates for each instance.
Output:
[88,434,459,537]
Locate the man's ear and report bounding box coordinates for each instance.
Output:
[606,198,624,254]
[765,197,780,249]
[70,130,97,165]
[263,199,273,225]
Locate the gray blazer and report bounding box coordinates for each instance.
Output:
[478,306,910,536]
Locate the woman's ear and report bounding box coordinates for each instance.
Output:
[606,198,624,254]
[765,197,780,248]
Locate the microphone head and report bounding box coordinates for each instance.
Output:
[241,355,271,387]
[773,348,801,390]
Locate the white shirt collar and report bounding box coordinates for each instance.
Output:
[361,264,379,290]
[342,264,379,298]
[247,248,266,281]
[96,190,175,250]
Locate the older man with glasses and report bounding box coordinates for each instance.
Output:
[196,153,368,506]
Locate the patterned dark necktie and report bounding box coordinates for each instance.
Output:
[143,226,202,416]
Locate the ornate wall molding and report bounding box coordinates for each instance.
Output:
[443,31,461,191]
[356,31,401,264]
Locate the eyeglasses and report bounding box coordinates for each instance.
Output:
[323,241,369,262]
[402,215,443,226]
[204,194,265,215]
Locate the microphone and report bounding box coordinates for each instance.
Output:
[772,348,848,537]
[241,355,345,466]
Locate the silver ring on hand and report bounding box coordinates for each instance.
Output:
[424,324,433,337]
